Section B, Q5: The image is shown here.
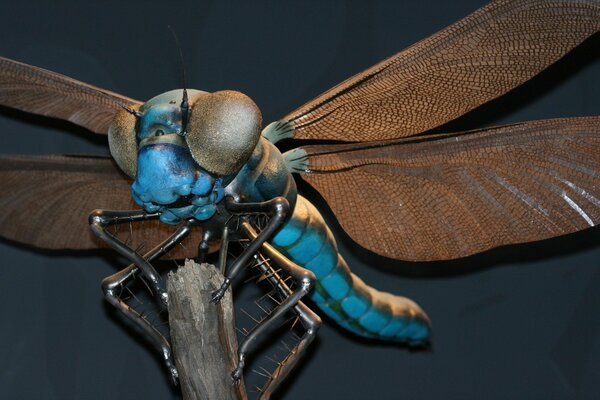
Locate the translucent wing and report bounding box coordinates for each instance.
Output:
[0,56,142,134]
[0,154,199,259]
[296,116,600,261]
[267,0,600,143]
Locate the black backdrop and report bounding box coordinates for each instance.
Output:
[0,0,599,399]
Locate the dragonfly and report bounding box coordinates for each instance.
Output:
[0,0,593,398]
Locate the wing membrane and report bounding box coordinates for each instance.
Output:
[299,116,600,261]
[279,0,600,142]
[0,56,142,134]
[0,154,199,259]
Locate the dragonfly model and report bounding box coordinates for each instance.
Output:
[0,0,599,398]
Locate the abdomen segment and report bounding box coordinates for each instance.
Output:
[271,196,431,344]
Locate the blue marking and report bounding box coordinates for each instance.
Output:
[378,318,407,338]
[320,267,352,301]
[272,220,305,247]
[286,225,327,264]
[359,306,392,333]
[317,302,363,334]
[304,246,337,279]
[340,290,371,319]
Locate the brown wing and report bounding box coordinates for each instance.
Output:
[297,116,600,261]
[0,154,199,259]
[272,0,600,143]
[0,56,142,134]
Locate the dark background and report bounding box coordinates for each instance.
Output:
[0,0,599,399]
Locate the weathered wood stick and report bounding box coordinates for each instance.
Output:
[167,260,247,400]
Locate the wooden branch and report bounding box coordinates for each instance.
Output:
[167,260,247,400]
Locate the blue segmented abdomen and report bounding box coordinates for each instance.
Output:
[271,196,431,344]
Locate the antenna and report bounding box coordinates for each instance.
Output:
[168,25,189,135]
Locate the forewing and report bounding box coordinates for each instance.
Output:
[0,155,199,259]
[276,0,600,142]
[0,56,142,134]
[298,116,600,261]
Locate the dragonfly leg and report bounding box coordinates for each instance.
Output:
[218,225,230,274]
[196,228,212,263]
[259,301,321,400]
[102,264,179,383]
[210,196,289,303]
[92,211,195,383]
[89,209,171,306]
[231,222,318,387]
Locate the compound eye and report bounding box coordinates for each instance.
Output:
[108,106,138,178]
[186,91,262,176]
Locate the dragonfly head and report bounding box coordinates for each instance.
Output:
[108,89,262,223]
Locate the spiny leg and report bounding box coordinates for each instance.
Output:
[232,222,319,392]
[90,209,170,306]
[259,302,320,400]
[211,196,290,303]
[102,264,178,382]
[250,249,321,400]
[92,210,195,382]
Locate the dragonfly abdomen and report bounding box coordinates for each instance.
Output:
[271,196,431,344]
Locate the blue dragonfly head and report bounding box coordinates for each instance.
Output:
[107,89,262,224]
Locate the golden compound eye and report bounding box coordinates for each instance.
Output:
[108,106,139,178]
[186,90,262,176]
